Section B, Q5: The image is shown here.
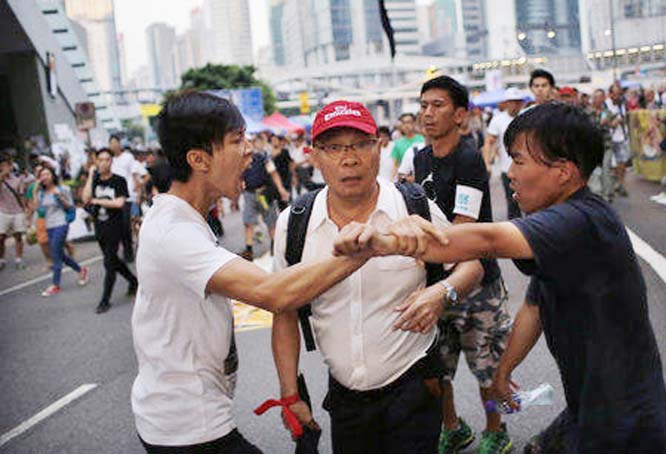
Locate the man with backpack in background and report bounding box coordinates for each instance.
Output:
[240,135,290,261]
[270,100,484,453]
[0,151,27,270]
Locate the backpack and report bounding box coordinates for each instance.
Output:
[38,187,76,223]
[285,182,445,351]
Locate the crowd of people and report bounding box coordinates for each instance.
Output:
[2,67,666,454]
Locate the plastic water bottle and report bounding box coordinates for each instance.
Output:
[484,383,554,414]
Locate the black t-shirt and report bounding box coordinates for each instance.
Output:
[92,173,128,226]
[272,148,292,188]
[243,151,270,191]
[512,187,666,449]
[414,136,501,285]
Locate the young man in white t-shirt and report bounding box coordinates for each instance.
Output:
[483,88,524,219]
[131,92,371,453]
[110,136,137,262]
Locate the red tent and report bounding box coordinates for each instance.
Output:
[261,112,304,134]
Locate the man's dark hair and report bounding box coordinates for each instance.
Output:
[0,151,11,164]
[157,91,245,182]
[420,76,469,110]
[378,126,391,136]
[96,147,113,158]
[529,69,555,88]
[399,113,416,121]
[504,102,603,179]
[594,88,605,97]
[109,134,121,143]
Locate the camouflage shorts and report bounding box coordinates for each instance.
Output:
[439,278,512,388]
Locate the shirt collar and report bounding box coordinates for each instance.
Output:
[308,178,401,234]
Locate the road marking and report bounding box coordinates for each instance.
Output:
[627,227,666,284]
[234,252,273,333]
[0,255,103,298]
[0,383,97,448]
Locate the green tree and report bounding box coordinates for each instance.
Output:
[121,119,145,141]
[170,64,276,115]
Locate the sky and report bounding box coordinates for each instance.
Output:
[114,0,270,78]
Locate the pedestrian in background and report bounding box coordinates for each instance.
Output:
[0,151,27,270]
[82,148,138,314]
[35,166,88,297]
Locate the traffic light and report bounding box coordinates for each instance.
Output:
[299,92,310,114]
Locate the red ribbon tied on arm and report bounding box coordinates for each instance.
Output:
[254,394,303,438]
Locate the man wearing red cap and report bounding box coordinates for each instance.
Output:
[559,87,578,105]
[271,100,484,453]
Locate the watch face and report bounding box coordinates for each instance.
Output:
[449,288,458,303]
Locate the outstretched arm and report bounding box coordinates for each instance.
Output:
[333,216,533,263]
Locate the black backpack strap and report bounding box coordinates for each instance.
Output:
[285,189,322,351]
[394,182,445,286]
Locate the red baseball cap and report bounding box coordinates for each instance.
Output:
[559,86,576,96]
[311,100,377,141]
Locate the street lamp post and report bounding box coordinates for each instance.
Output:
[609,0,618,79]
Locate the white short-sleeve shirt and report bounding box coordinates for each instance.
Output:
[397,143,426,177]
[131,194,239,446]
[486,111,514,174]
[111,151,138,201]
[273,179,451,391]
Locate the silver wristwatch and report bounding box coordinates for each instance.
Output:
[439,281,459,307]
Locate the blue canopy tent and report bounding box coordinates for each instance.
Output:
[471,88,533,108]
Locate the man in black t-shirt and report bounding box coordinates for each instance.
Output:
[337,103,666,453]
[82,148,138,314]
[413,76,512,453]
[269,134,294,211]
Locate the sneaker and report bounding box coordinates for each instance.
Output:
[477,423,512,454]
[41,285,61,297]
[95,301,111,314]
[127,281,138,296]
[77,267,89,286]
[439,418,475,454]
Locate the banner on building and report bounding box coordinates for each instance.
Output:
[46,52,57,98]
[75,102,96,130]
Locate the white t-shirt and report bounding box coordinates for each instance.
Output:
[606,100,627,143]
[289,144,310,167]
[378,142,395,182]
[397,142,426,177]
[111,151,138,201]
[273,179,452,391]
[486,111,514,174]
[131,194,239,446]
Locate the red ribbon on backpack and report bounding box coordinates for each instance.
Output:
[254,394,303,438]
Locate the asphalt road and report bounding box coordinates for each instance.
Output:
[1,170,665,454]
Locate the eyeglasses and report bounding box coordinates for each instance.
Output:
[315,139,378,157]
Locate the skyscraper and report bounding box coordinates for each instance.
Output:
[514,0,581,54]
[202,0,254,66]
[271,0,422,67]
[64,0,122,92]
[145,23,177,90]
